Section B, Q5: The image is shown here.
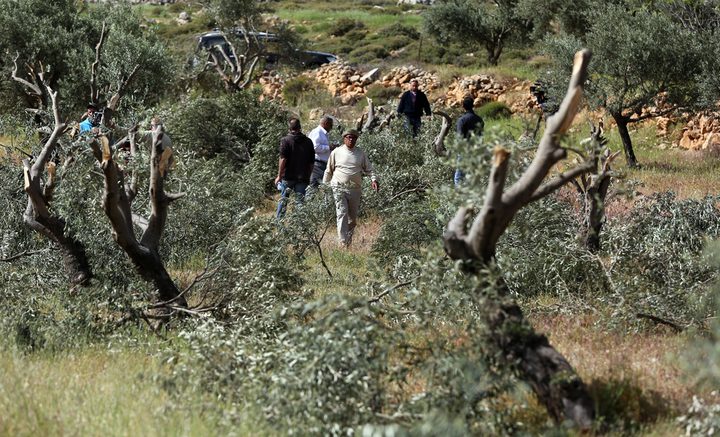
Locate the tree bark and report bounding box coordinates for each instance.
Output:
[95,132,187,307]
[612,112,638,168]
[23,202,92,285]
[443,50,596,429]
[15,72,93,287]
[582,175,611,252]
[486,280,594,428]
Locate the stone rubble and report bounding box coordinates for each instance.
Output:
[671,112,720,151]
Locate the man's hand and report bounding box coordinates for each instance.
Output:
[274,176,281,186]
[371,180,379,192]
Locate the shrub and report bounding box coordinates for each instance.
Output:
[165,90,287,172]
[328,18,365,37]
[477,101,513,119]
[365,83,402,104]
[349,44,390,63]
[282,75,320,106]
[379,23,421,40]
[382,35,413,51]
[603,193,720,329]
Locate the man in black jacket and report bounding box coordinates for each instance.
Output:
[397,79,432,137]
[454,96,484,186]
[275,118,315,218]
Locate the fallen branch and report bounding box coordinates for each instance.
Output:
[636,312,684,333]
[0,250,45,262]
[369,280,414,303]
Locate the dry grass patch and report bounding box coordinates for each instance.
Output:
[531,314,697,432]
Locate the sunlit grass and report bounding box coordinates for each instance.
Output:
[0,345,256,436]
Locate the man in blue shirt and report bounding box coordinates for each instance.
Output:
[79,104,98,134]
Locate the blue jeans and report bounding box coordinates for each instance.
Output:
[454,168,464,187]
[276,179,308,218]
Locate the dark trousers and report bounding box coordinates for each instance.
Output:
[404,114,422,137]
[310,160,327,187]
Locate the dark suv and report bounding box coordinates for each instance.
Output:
[196,30,337,68]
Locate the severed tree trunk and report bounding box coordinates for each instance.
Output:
[611,112,638,168]
[443,50,597,429]
[92,129,187,306]
[432,111,451,156]
[205,31,261,93]
[14,63,93,285]
[573,123,619,253]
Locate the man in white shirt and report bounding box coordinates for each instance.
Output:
[308,116,335,187]
[323,129,379,247]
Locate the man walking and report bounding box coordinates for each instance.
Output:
[397,79,432,137]
[323,129,379,247]
[454,96,484,186]
[275,118,315,218]
[308,115,335,187]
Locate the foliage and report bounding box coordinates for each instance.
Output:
[499,194,610,302]
[541,3,720,164]
[164,90,287,173]
[328,17,366,37]
[602,193,720,329]
[476,101,512,120]
[85,4,176,112]
[423,0,530,65]
[282,75,319,106]
[0,0,89,112]
[0,1,174,114]
[349,44,390,63]
[165,248,540,435]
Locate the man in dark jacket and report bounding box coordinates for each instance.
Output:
[397,79,432,137]
[454,96,484,186]
[275,118,315,218]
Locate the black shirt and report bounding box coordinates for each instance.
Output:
[456,110,484,139]
[280,132,315,183]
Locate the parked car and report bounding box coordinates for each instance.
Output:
[196,30,337,68]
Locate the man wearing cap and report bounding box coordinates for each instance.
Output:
[308,115,336,187]
[323,129,379,247]
[275,118,315,218]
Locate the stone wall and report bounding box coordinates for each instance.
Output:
[670,112,720,150]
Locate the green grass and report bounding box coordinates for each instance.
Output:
[0,345,247,436]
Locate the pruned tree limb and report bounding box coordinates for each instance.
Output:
[11,53,43,99]
[441,50,596,429]
[432,111,451,156]
[90,21,108,105]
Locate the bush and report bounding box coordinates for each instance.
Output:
[328,18,365,37]
[379,23,421,40]
[365,83,402,104]
[349,43,390,63]
[477,101,513,119]
[165,90,287,172]
[282,75,320,106]
[602,193,720,329]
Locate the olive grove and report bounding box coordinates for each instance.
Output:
[1,1,720,435]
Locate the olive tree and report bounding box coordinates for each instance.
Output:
[544,4,719,168]
[199,0,301,92]
[7,3,178,292]
[423,0,531,66]
[443,50,597,428]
